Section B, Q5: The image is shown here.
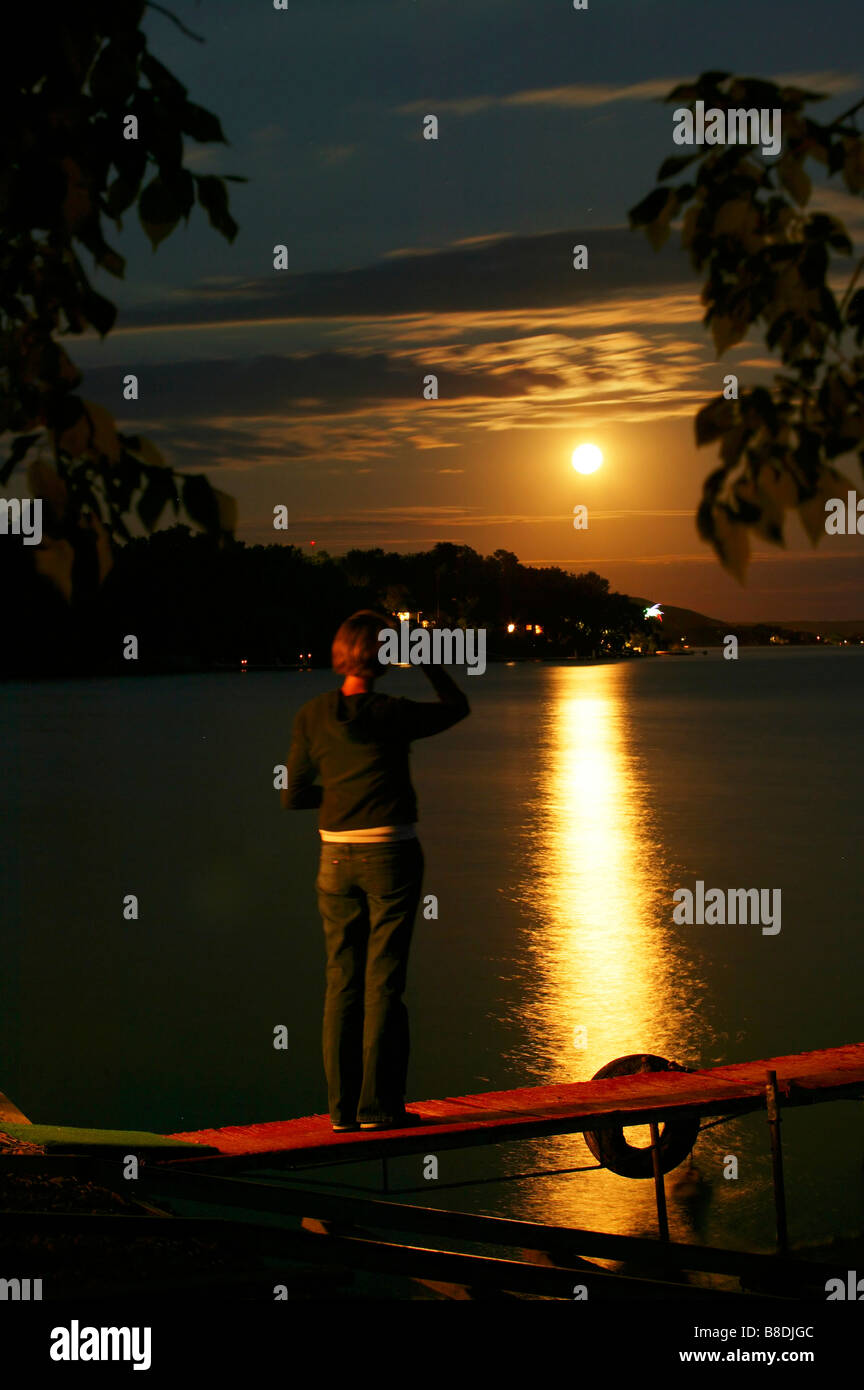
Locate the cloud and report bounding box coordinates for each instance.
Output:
[380,246,443,260]
[395,71,859,118]
[771,71,861,97]
[408,434,460,450]
[88,275,723,478]
[194,503,703,531]
[396,79,677,116]
[249,125,284,144]
[87,308,713,480]
[115,226,695,331]
[95,237,711,470]
[82,212,797,481]
[316,144,356,165]
[85,350,565,421]
[181,143,229,172]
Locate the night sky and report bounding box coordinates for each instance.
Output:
[72,0,864,620]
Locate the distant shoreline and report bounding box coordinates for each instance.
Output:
[5,644,863,684]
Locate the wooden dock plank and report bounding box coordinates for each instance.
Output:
[4,1044,860,1166]
[162,1042,864,1167]
[0,1123,220,1156]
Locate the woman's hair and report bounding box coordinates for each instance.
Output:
[331,610,391,679]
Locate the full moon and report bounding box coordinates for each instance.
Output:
[572,443,603,474]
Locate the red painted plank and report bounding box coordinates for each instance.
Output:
[163,1043,864,1163]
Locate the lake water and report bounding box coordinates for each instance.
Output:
[2,649,863,1257]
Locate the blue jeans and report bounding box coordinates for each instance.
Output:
[316,839,424,1125]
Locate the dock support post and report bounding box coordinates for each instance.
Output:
[649,1121,669,1242]
[765,1070,788,1254]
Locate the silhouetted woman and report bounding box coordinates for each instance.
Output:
[283,611,470,1132]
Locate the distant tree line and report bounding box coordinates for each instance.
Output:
[1,529,651,677]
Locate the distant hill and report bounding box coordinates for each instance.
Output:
[630,601,863,645]
[764,618,864,636]
[632,601,726,645]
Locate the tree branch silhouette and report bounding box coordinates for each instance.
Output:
[0,2,244,605]
[630,74,864,580]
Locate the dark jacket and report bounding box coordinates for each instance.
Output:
[283,683,469,831]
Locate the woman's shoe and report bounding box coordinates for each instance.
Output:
[359,1112,422,1130]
